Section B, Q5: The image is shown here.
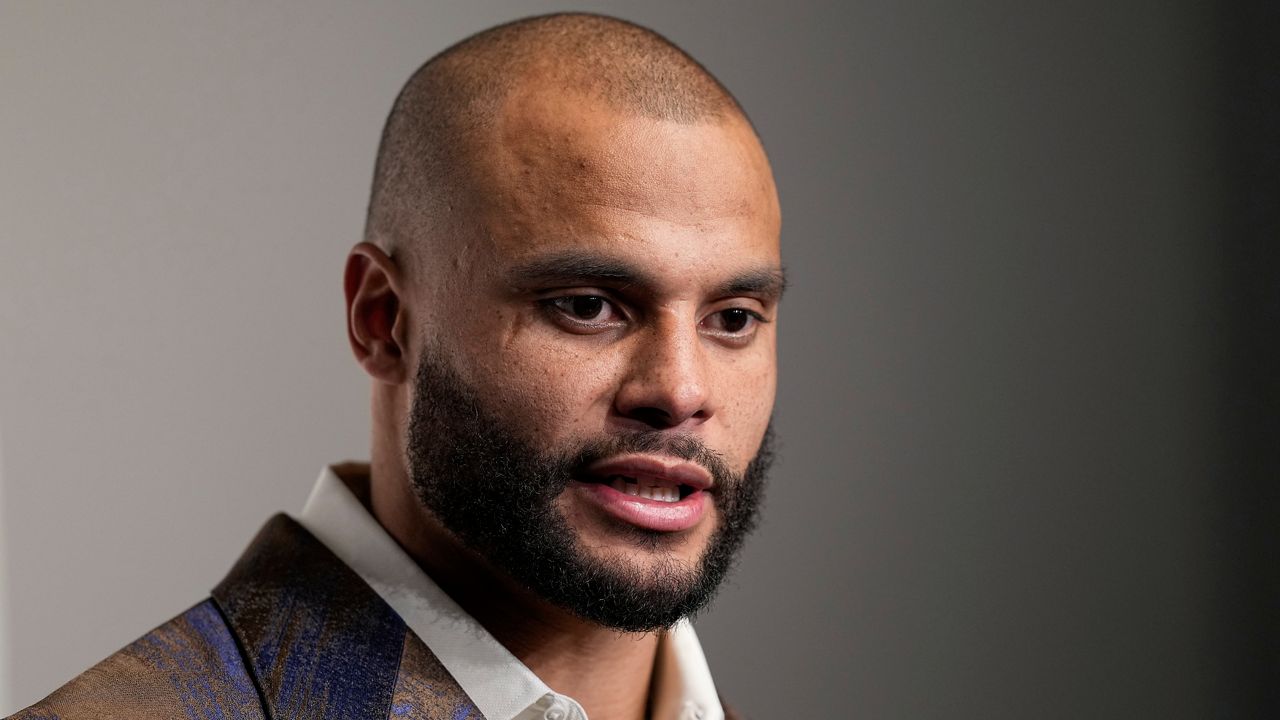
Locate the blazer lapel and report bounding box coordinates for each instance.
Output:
[211,513,483,720]
[389,631,485,720]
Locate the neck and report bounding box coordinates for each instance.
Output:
[440,560,660,720]
[363,448,658,720]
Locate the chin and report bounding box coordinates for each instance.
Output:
[571,517,714,566]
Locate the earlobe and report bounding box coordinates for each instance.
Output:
[344,242,408,384]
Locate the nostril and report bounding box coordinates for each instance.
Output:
[628,406,675,429]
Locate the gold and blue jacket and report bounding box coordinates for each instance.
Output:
[8,514,484,719]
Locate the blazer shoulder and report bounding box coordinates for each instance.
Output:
[7,599,265,720]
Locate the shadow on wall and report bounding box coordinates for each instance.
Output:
[1213,0,1280,716]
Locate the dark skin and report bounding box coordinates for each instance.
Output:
[343,83,781,720]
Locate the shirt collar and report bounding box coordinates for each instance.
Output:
[293,465,724,720]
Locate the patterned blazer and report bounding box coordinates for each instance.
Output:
[7,515,743,720]
[9,514,484,719]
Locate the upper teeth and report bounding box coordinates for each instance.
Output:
[609,476,680,503]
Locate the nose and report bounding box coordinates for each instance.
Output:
[612,315,714,430]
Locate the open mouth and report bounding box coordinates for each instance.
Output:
[583,474,698,502]
[571,454,714,532]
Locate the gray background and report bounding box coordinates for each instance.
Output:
[1,1,1270,717]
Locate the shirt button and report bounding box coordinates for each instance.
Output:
[544,709,565,720]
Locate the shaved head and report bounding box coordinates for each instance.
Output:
[345,10,780,643]
[364,12,750,257]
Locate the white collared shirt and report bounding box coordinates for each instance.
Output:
[293,466,724,720]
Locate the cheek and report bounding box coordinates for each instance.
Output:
[710,350,777,467]
[462,321,623,438]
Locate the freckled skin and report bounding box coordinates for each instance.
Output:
[403,87,782,576]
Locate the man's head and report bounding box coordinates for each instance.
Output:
[344,13,782,632]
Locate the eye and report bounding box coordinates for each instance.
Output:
[718,308,753,333]
[702,307,766,339]
[542,294,624,330]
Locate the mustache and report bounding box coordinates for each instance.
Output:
[560,431,736,492]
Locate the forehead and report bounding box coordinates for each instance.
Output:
[459,86,781,284]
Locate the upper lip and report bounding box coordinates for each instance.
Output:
[584,454,714,491]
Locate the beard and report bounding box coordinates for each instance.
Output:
[405,349,773,632]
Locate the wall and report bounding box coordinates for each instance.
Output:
[0,425,8,710]
[0,2,1245,717]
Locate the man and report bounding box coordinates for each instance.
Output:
[9,12,782,720]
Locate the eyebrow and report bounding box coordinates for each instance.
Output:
[504,250,787,302]
[714,268,788,302]
[504,252,652,289]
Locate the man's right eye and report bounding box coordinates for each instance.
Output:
[542,295,624,328]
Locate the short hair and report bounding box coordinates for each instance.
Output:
[364,12,748,254]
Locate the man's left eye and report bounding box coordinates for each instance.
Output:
[703,308,764,336]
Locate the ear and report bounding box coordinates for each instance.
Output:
[344,242,409,384]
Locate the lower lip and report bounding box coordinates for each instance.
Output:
[572,481,710,532]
